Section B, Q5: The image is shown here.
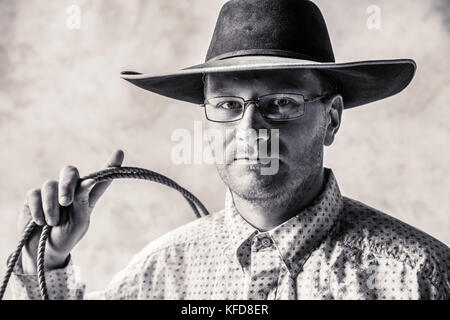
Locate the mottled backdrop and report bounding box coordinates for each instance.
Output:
[0,0,449,298]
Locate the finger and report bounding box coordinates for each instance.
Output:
[19,199,31,225]
[41,180,60,226]
[19,200,41,256]
[72,178,96,223]
[74,178,96,203]
[89,149,124,206]
[58,165,80,206]
[19,199,33,234]
[19,201,41,237]
[73,149,124,200]
[103,149,125,168]
[26,189,46,226]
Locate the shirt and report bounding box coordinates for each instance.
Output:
[10,168,450,300]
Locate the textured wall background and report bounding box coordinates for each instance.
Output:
[0,0,449,298]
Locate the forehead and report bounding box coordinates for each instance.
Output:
[204,69,325,97]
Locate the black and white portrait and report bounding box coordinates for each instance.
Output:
[0,0,449,303]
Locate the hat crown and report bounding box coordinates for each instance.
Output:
[205,0,335,63]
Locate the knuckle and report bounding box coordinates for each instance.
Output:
[59,181,72,192]
[62,165,79,177]
[31,212,45,224]
[21,201,30,214]
[44,206,57,216]
[43,179,58,190]
[23,196,45,224]
[41,192,58,213]
[64,165,79,174]
[26,188,41,200]
[62,165,79,178]
[44,201,56,210]
[75,196,90,207]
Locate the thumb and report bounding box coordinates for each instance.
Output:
[88,149,125,207]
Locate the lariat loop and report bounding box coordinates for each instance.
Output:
[0,167,209,300]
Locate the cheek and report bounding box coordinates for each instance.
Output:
[205,123,235,158]
[280,112,326,159]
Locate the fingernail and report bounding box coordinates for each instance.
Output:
[48,219,58,226]
[60,196,70,205]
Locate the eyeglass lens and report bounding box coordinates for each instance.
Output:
[205,94,306,122]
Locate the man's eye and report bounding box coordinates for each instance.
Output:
[272,98,292,107]
[217,101,240,109]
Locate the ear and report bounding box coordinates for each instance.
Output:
[324,94,343,146]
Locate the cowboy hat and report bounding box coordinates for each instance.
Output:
[120,0,416,109]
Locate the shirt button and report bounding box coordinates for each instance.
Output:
[260,237,273,248]
[257,291,267,300]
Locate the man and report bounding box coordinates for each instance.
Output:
[11,0,449,299]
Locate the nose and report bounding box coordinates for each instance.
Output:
[235,103,270,157]
[237,102,266,131]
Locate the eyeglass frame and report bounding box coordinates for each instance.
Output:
[200,92,333,123]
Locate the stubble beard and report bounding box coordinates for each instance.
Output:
[216,133,325,210]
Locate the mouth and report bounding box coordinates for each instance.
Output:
[234,157,273,164]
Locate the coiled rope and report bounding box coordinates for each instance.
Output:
[0,166,209,300]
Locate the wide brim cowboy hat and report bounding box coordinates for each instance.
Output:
[120,0,416,109]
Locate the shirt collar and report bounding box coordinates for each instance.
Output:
[224,168,343,277]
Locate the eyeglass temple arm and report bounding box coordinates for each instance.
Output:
[305,85,338,103]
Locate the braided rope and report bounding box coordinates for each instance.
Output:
[0,219,36,299]
[82,167,209,218]
[37,225,51,300]
[0,166,209,300]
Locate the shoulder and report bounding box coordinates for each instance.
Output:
[334,197,450,271]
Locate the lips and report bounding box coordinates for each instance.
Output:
[234,149,269,161]
[234,157,271,160]
[233,157,273,165]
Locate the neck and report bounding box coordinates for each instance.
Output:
[231,167,325,231]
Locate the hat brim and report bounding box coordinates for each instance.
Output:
[120,56,416,109]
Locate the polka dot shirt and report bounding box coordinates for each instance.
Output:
[11,169,450,299]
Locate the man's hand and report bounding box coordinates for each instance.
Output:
[18,150,125,274]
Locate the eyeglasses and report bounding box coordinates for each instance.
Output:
[202,93,329,123]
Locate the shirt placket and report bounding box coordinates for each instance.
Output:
[247,233,280,300]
